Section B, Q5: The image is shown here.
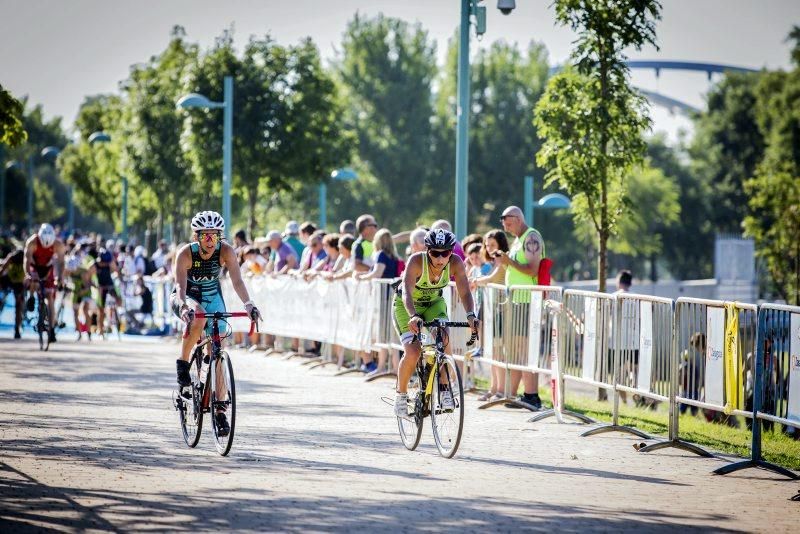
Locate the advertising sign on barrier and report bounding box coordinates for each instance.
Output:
[789,313,800,423]
[637,301,653,392]
[705,306,725,407]
[527,291,542,368]
[582,297,597,380]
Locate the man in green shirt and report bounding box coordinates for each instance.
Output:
[495,205,546,410]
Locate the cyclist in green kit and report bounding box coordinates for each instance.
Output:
[393,228,479,418]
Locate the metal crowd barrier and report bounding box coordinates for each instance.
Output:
[713,303,800,479]
[479,284,564,411]
[639,297,757,458]
[579,294,674,439]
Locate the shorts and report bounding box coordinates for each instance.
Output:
[393,295,448,345]
[170,287,226,336]
[73,288,93,305]
[98,285,119,308]
[30,265,55,289]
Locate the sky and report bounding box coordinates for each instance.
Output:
[2,0,799,143]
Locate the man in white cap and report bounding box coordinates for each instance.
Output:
[284,221,304,258]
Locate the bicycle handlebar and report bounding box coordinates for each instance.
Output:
[415,319,480,347]
[182,311,259,338]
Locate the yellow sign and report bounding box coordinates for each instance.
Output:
[723,303,741,414]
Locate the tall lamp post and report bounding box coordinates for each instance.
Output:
[40,147,66,229]
[523,175,571,227]
[454,1,516,239]
[320,167,358,229]
[176,76,233,235]
[89,132,128,241]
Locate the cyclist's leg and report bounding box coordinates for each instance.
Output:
[422,298,453,385]
[45,275,57,334]
[394,297,424,394]
[97,286,108,332]
[170,292,205,362]
[201,291,229,408]
[13,283,24,337]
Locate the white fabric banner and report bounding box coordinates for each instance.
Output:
[582,297,597,380]
[483,288,494,361]
[787,313,800,423]
[637,301,653,392]
[527,292,543,368]
[705,306,726,407]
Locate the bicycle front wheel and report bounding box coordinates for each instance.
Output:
[179,353,204,448]
[210,351,236,456]
[38,300,51,352]
[397,363,424,451]
[430,356,464,458]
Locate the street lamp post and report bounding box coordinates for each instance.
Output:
[89,132,128,241]
[524,175,571,227]
[320,167,358,229]
[176,76,233,235]
[454,1,514,239]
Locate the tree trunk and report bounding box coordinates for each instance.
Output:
[598,230,608,293]
[247,187,258,241]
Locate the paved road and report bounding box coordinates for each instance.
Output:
[0,337,797,532]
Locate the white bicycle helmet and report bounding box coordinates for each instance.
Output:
[191,210,225,232]
[38,223,56,248]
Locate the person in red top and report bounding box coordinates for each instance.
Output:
[23,223,65,342]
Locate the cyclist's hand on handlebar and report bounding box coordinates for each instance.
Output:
[408,315,423,335]
[246,303,262,323]
[180,305,195,324]
[467,315,480,332]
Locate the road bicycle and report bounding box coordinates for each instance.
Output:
[26,277,53,351]
[174,311,256,456]
[397,319,478,458]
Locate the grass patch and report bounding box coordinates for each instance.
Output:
[470,375,800,471]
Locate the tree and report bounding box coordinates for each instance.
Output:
[121,26,199,240]
[647,134,714,280]
[743,42,800,304]
[535,0,661,291]
[0,84,27,147]
[690,72,764,232]
[435,39,551,231]
[332,14,438,230]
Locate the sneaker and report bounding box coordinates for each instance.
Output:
[477,391,494,402]
[48,330,57,343]
[394,393,409,418]
[26,296,35,312]
[176,359,191,387]
[215,412,230,437]
[439,389,455,411]
[363,361,378,373]
[505,394,542,410]
[14,329,21,340]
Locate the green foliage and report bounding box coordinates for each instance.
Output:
[690,72,764,232]
[743,67,800,304]
[535,0,660,290]
[647,135,714,279]
[0,84,27,147]
[331,14,438,230]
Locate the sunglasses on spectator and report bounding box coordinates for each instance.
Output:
[500,214,518,222]
[428,249,452,259]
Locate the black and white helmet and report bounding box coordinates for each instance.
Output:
[424,228,456,250]
[38,223,56,247]
[191,210,225,232]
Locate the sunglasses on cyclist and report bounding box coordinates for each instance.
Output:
[428,249,452,259]
[199,232,221,243]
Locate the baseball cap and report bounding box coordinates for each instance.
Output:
[284,221,299,235]
[266,230,282,241]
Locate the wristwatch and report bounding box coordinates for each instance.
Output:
[466,311,477,320]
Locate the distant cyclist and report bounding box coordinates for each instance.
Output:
[393,229,479,417]
[0,247,26,338]
[93,247,120,338]
[170,210,261,436]
[65,255,94,341]
[23,224,65,343]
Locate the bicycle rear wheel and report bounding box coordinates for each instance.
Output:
[430,355,464,458]
[397,362,424,451]
[178,352,204,447]
[210,351,236,456]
